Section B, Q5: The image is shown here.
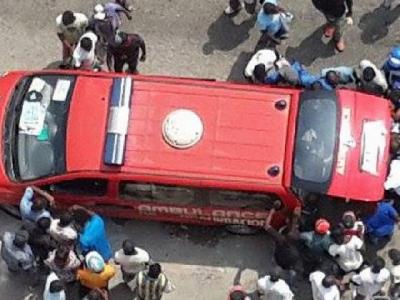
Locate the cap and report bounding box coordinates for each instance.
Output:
[315,218,330,234]
[85,251,105,273]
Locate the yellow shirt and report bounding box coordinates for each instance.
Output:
[78,265,116,289]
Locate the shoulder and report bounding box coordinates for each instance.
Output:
[309,271,324,282]
[56,15,63,26]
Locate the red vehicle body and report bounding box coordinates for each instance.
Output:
[0,70,392,228]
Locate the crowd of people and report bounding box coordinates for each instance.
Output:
[2,0,400,299]
[1,185,174,300]
[56,0,146,73]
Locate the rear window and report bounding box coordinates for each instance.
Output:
[292,91,338,193]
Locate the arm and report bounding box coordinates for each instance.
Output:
[138,36,146,61]
[164,278,175,293]
[70,205,95,216]
[106,51,113,71]
[264,208,286,244]
[31,185,54,205]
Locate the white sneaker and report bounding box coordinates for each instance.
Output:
[224,2,244,15]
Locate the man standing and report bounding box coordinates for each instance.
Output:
[134,263,175,300]
[257,270,294,300]
[72,31,100,70]
[309,270,340,300]
[351,257,390,299]
[56,11,89,68]
[114,239,150,283]
[107,31,146,73]
[311,0,354,52]
[1,230,35,273]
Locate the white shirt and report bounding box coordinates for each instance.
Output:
[72,31,98,69]
[391,265,400,284]
[359,59,389,92]
[49,219,77,243]
[56,13,89,45]
[352,267,390,297]
[244,49,278,79]
[309,271,340,300]
[43,272,66,300]
[257,275,294,300]
[385,160,400,196]
[328,236,364,272]
[114,247,150,274]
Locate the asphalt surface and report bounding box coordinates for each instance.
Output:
[0,0,400,299]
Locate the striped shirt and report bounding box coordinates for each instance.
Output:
[135,271,174,300]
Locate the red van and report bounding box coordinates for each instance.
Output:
[0,70,392,227]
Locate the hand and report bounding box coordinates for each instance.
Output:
[127,15,132,20]
[346,17,353,25]
[140,55,146,62]
[264,223,271,230]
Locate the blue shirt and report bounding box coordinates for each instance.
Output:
[19,187,51,222]
[79,214,112,261]
[366,202,398,237]
[257,0,281,34]
[321,66,356,84]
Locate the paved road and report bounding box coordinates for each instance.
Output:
[0,0,400,299]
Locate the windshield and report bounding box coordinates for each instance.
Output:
[292,91,338,193]
[5,75,76,181]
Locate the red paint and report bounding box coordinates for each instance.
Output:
[0,70,391,228]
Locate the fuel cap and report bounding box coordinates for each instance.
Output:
[162,109,204,149]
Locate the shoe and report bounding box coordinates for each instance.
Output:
[224,2,244,15]
[323,25,335,38]
[335,39,345,52]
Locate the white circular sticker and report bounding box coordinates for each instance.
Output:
[162,109,204,149]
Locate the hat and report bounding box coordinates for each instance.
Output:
[94,4,106,20]
[85,251,105,273]
[315,218,330,234]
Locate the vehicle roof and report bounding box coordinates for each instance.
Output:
[66,73,298,187]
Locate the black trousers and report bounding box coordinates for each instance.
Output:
[114,51,140,73]
[229,0,257,14]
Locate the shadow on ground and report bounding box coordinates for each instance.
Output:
[285,25,336,66]
[203,13,256,55]
[227,51,253,82]
[358,4,400,44]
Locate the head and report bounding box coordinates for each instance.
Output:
[263,3,280,15]
[148,263,162,279]
[342,211,356,229]
[61,11,75,26]
[325,71,340,88]
[72,208,92,229]
[37,216,51,231]
[31,197,47,212]
[122,239,137,256]
[229,290,246,300]
[315,218,330,235]
[253,64,266,83]
[371,256,386,274]
[80,37,93,52]
[390,249,400,266]
[85,289,106,300]
[322,275,337,289]
[54,245,70,266]
[49,280,64,294]
[13,230,29,248]
[391,134,400,155]
[362,67,376,82]
[85,251,105,273]
[269,269,281,282]
[330,225,345,245]
[59,212,73,227]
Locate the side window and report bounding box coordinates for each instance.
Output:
[49,178,108,196]
[119,181,281,209]
[120,182,195,205]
